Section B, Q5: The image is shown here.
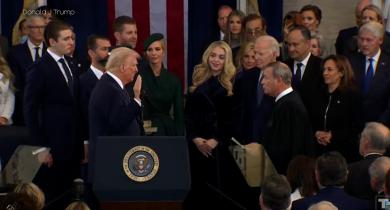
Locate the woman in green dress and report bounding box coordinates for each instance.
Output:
[139,33,184,136]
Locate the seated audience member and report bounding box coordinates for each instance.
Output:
[65,201,90,210]
[139,33,184,136]
[308,201,339,210]
[311,55,363,162]
[0,192,39,210]
[185,41,251,209]
[348,21,390,127]
[224,10,245,53]
[369,156,390,194]
[0,50,15,126]
[216,5,232,40]
[286,155,318,202]
[13,182,45,210]
[335,0,371,56]
[235,41,256,72]
[292,152,370,210]
[345,122,390,199]
[259,174,291,210]
[244,14,267,42]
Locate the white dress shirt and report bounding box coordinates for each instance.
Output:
[47,49,73,84]
[27,39,44,62]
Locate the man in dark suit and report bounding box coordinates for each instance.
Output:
[284,25,323,115]
[8,15,47,125]
[335,0,370,56]
[113,16,138,49]
[369,156,390,195]
[345,122,390,200]
[348,21,390,126]
[261,61,313,174]
[234,35,277,144]
[216,5,232,41]
[292,152,370,210]
[89,46,143,155]
[259,174,291,210]
[24,20,82,209]
[79,34,111,163]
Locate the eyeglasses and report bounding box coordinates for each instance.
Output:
[246,28,264,36]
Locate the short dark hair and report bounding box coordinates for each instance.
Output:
[87,34,110,50]
[289,25,311,40]
[113,16,136,32]
[316,152,348,187]
[244,13,267,30]
[300,4,322,24]
[44,20,73,46]
[261,174,291,210]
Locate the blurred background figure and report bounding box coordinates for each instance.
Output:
[13,182,45,210]
[0,49,15,126]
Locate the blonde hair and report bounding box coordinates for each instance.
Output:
[0,50,14,90]
[235,41,255,70]
[14,182,45,210]
[190,41,236,96]
[65,201,90,210]
[105,47,139,73]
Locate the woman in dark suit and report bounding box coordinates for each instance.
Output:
[312,55,363,162]
[185,41,251,209]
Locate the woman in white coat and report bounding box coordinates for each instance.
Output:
[0,50,14,125]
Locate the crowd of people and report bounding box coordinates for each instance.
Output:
[1,1,390,209]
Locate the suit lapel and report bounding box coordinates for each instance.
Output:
[22,42,34,64]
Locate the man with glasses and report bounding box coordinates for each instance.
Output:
[244,14,267,42]
[7,15,47,125]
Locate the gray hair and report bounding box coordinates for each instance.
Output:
[362,122,390,152]
[369,156,390,191]
[255,35,280,57]
[310,32,325,51]
[308,201,339,210]
[266,61,292,85]
[359,21,385,38]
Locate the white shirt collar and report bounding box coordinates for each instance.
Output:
[90,65,104,80]
[107,71,124,89]
[220,31,225,40]
[294,52,311,67]
[275,87,293,102]
[47,48,64,62]
[27,38,43,49]
[367,48,381,62]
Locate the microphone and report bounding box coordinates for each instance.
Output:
[72,178,85,201]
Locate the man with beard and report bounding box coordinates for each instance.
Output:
[79,34,111,164]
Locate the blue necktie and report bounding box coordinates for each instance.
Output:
[293,62,303,89]
[364,58,374,94]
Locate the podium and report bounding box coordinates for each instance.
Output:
[91,136,191,210]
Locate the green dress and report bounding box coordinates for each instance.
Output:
[139,65,185,136]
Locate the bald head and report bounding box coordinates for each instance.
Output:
[369,157,390,192]
[308,201,338,210]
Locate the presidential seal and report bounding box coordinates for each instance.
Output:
[123,146,159,182]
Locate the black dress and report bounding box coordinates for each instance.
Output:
[184,76,252,210]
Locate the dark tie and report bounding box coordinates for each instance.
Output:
[34,47,40,61]
[293,62,303,89]
[58,58,74,91]
[364,58,374,94]
[257,74,264,106]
